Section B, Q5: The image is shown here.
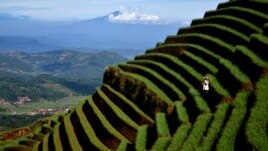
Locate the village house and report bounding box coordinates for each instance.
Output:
[0,99,10,105]
[14,96,31,104]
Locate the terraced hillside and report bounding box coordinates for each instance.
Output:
[1,0,268,151]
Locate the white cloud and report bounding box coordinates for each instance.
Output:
[108,5,161,24]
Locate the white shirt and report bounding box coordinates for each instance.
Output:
[203,80,209,91]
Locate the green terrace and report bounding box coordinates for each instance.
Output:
[191,15,262,35]
[1,0,268,151]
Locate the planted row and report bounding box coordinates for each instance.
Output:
[135,125,148,151]
[75,99,112,150]
[103,66,173,116]
[180,114,212,151]
[217,0,268,14]
[191,15,262,35]
[166,124,192,151]
[178,23,249,46]
[126,60,186,101]
[89,97,131,143]
[234,45,267,82]
[63,113,83,151]
[165,33,235,60]
[246,76,268,151]
[174,101,189,123]
[249,34,268,61]
[116,141,129,151]
[150,137,170,151]
[216,91,252,151]
[93,89,139,142]
[57,122,71,150]
[52,123,63,151]
[41,133,50,151]
[204,6,268,28]
[188,88,211,113]
[219,58,251,84]
[183,51,218,74]
[119,63,180,103]
[101,84,155,126]
[146,43,221,66]
[197,103,231,151]
[155,113,170,138]
[216,58,251,96]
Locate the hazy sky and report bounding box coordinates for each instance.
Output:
[0,0,228,22]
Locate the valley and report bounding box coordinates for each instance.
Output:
[0,50,127,132]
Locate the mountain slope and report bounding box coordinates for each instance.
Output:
[0,36,60,52]
[1,0,268,151]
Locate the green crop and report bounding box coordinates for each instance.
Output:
[235,45,268,67]
[197,103,231,151]
[151,137,171,151]
[175,101,189,123]
[156,113,170,137]
[96,89,139,129]
[167,124,192,151]
[181,114,212,151]
[103,84,155,124]
[246,77,268,151]
[135,125,148,151]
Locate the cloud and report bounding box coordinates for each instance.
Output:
[108,5,161,24]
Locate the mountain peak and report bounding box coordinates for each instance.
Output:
[106,6,161,24]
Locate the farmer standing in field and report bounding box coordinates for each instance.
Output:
[202,75,210,93]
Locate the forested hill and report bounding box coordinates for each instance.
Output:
[0,50,127,102]
[0,75,98,102]
[0,50,126,80]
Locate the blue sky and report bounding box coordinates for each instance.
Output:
[0,0,228,22]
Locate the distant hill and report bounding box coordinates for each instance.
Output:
[0,50,127,80]
[0,36,60,52]
[0,50,127,102]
